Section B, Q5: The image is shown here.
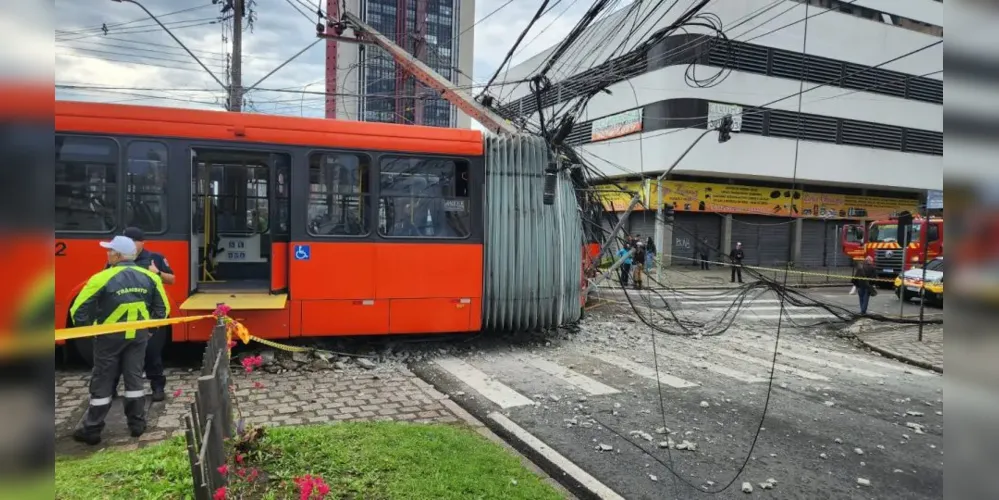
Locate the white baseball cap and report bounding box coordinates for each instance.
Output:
[99,235,137,255]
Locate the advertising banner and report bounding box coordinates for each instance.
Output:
[591,109,643,142]
[594,180,918,220]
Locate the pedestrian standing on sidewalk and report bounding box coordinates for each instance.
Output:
[645,236,656,272]
[632,242,647,289]
[616,244,633,287]
[852,256,877,315]
[697,237,711,270]
[729,242,745,283]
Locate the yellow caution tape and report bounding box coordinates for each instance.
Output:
[622,254,901,283]
[245,335,312,353]
[54,315,215,342]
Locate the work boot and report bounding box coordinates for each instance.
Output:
[72,428,101,446]
[151,389,166,402]
[129,423,146,438]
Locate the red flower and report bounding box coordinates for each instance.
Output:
[240,355,264,373]
[247,468,259,482]
[212,487,227,500]
[236,468,246,478]
[217,464,229,475]
[254,381,265,389]
[235,453,244,464]
[172,389,183,398]
[294,474,331,499]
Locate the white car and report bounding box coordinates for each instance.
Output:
[894,257,944,304]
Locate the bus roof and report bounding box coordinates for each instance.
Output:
[55,100,484,156]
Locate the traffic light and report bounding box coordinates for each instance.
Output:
[664,204,675,224]
[718,114,733,143]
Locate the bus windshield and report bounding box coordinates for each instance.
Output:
[869,223,921,243]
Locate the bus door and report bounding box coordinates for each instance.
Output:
[184,148,289,311]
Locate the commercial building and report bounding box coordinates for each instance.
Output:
[333,0,475,128]
[493,0,943,268]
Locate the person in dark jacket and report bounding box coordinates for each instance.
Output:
[852,256,877,315]
[645,236,656,272]
[616,244,633,287]
[632,242,647,289]
[70,236,170,445]
[107,227,175,402]
[729,242,745,283]
[697,238,711,270]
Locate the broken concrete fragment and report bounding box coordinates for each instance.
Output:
[906,422,926,434]
[742,482,753,493]
[356,358,377,370]
[598,444,613,452]
[700,401,710,408]
[854,448,864,455]
[649,474,658,482]
[857,478,871,487]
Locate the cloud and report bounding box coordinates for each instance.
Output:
[48,0,585,126]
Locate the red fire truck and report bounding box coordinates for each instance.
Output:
[841,215,944,285]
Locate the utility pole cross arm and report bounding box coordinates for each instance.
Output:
[336,11,518,135]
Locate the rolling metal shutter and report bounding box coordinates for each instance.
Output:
[731,215,794,267]
[628,211,658,244]
[670,212,722,267]
[799,219,829,268]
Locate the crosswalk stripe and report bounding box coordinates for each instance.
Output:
[710,346,831,381]
[727,340,886,378]
[523,356,621,395]
[589,353,698,388]
[434,357,534,409]
[679,299,784,305]
[748,314,835,320]
[655,349,767,384]
[735,338,935,377]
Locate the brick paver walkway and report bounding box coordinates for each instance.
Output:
[55,365,459,455]
[858,325,943,372]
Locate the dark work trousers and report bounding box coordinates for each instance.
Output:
[80,332,149,437]
[112,325,167,395]
[700,253,710,270]
[619,263,632,287]
[731,264,743,283]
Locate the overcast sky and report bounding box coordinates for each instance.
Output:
[52,0,595,128]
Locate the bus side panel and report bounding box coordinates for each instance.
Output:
[375,243,483,333]
[186,309,290,342]
[290,242,376,300]
[271,242,289,291]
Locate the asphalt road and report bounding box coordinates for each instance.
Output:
[413,287,943,499]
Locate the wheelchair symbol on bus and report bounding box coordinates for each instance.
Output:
[294,245,310,261]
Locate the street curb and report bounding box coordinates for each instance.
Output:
[409,362,610,500]
[594,282,847,291]
[857,340,943,374]
[403,366,578,499]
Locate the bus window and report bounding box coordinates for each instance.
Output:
[126,141,168,233]
[307,152,371,236]
[56,135,118,233]
[377,156,471,239]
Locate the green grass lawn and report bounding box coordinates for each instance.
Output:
[55,422,566,500]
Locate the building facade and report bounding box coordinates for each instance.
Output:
[494,0,943,268]
[333,0,475,128]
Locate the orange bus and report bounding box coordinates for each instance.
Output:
[55,101,489,363]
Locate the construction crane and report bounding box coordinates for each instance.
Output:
[317,12,519,135]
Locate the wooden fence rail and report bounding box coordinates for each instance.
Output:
[183,313,234,500]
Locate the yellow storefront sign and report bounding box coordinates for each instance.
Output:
[594,180,917,220]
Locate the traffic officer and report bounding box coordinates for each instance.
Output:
[71,235,170,445]
[107,227,175,401]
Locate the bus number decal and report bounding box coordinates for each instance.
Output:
[55,242,67,257]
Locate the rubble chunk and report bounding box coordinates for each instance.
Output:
[742,482,753,493]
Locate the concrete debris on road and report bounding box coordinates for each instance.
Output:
[597,444,613,452]
[675,440,697,451]
[649,474,658,482]
[857,478,871,487]
[742,482,753,493]
[906,410,924,417]
[854,448,864,455]
[906,422,926,434]
[629,430,654,442]
[700,400,710,408]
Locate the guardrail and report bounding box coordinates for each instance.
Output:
[183,314,234,500]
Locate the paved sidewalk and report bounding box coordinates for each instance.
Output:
[55,365,460,455]
[595,265,853,289]
[857,325,943,373]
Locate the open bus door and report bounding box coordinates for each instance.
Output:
[841,223,866,262]
[183,148,288,314]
